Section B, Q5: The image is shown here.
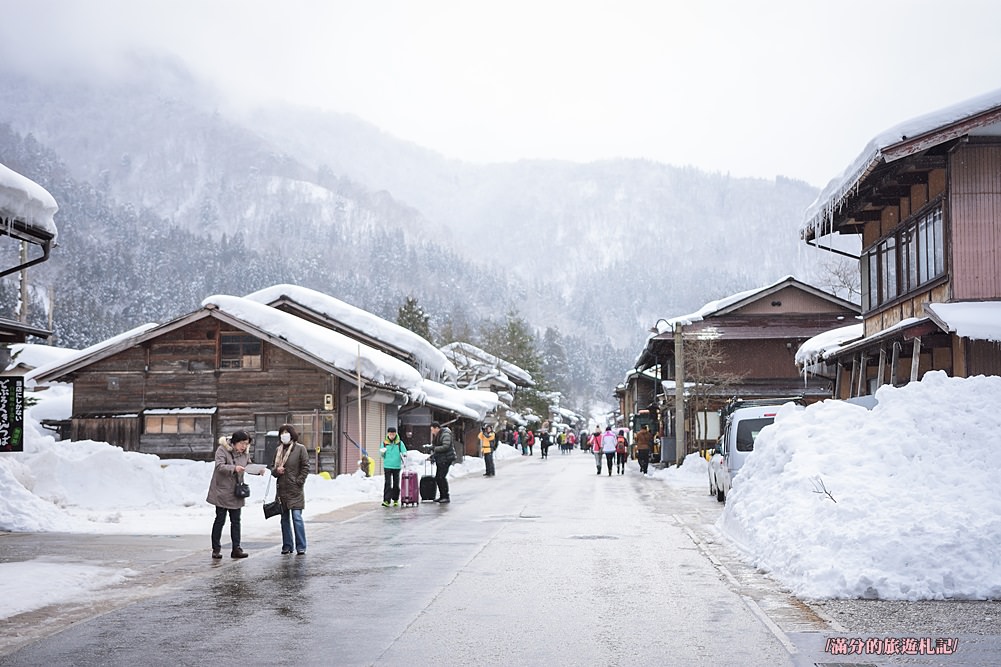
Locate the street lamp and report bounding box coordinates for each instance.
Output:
[648,318,670,335]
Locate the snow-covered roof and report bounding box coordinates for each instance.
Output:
[144,407,217,415]
[640,276,854,368]
[803,88,1001,238]
[0,162,58,239]
[796,301,1001,368]
[244,284,457,381]
[622,366,661,385]
[794,323,865,367]
[29,297,426,400]
[926,302,1001,343]
[419,380,500,421]
[5,343,78,374]
[203,295,423,395]
[440,341,535,387]
[27,323,160,386]
[649,275,833,333]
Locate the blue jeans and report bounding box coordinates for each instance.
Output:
[280,508,307,553]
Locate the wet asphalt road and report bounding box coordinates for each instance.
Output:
[1,451,998,666]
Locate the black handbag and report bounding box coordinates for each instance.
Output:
[233,469,251,498]
[263,498,282,519]
[262,476,282,519]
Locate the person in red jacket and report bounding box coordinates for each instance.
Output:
[615,430,629,474]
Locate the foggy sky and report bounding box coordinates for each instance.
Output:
[2,0,1001,188]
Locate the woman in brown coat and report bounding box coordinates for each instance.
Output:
[206,430,264,559]
[273,424,310,555]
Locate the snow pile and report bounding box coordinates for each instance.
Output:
[650,450,709,488]
[718,371,1001,600]
[2,563,136,617]
[0,391,514,536]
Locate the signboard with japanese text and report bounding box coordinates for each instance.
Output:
[0,377,24,452]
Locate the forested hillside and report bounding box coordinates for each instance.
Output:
[0,58,836,411]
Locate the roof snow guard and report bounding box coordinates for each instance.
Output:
[0,163,58,279]
[802,88,1001,241]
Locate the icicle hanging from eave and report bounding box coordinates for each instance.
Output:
[802,150,884,242]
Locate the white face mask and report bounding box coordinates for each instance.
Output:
[280,432,292,444]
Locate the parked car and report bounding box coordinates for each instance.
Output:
[710,400,798,502]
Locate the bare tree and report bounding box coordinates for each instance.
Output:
[684,335,745,457]
[820,257,861,302]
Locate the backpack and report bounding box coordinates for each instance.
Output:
[615,436,627,454]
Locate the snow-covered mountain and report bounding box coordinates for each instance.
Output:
[0,54,831,400]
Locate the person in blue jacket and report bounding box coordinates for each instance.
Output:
[380,426,407,507]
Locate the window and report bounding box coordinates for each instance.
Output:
[220,333,262,369]
[255,413,288,437]
[862,203,945,309]
[290,412,335,451]
[735,418,774,452]
[145,414,212,434]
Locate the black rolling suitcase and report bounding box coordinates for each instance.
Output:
[419,459,437,502]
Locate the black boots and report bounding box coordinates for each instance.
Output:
[231,547,248,559]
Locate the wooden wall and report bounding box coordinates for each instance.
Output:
[69,317,340,461]
[949,143,1001,300]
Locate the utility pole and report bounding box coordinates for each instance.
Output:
[674,323,685,466]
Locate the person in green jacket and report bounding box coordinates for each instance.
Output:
[380,426,407,507]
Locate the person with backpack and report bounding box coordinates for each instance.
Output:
[615,429,629,474]
[600,426,618,476]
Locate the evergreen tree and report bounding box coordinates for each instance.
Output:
[396,296,432,342]
[540,327,571,398]
[481,309,542,380]
[480,309,550,418]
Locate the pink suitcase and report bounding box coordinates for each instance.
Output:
[400,470,420,506]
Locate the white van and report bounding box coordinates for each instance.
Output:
[708,401,791,502]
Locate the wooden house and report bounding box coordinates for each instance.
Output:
[801,88,1001,397]
[631,276,860,459]
[28,295,424,475]
[243,285,496,463]
[440,341,536,456]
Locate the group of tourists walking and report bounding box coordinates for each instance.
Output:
[586,424,654,476]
